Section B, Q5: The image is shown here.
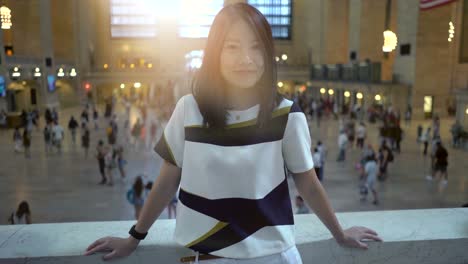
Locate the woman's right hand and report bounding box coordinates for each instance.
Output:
[84,236,139,261]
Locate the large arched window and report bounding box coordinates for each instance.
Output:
[110,0,158,38]
[178,0,224,38]
[110,0,223,39]
[248,0,292,40]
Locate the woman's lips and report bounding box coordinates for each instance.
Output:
[233,70,256,74]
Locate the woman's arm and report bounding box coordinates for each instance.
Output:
[292,169,345,242]
[129,160,182,244]
[292,169,382,249]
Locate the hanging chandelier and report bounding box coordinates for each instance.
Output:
[382,30,398,52]
[0,5,12,29]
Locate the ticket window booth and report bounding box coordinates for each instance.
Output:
[424,96,434,119]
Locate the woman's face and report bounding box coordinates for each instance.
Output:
[220,19,265,90]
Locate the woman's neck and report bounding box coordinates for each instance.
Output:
[226,86,259,111]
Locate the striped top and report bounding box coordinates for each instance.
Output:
[155,94,313,259]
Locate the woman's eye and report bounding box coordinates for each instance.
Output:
[252,44,260,49]
[225,44,238,50]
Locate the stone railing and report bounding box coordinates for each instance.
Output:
[0,208,467,263]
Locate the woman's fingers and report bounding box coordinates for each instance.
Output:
[86,238,105,251]
[361,233,383,242]
[357,240,369,250]
[85,242,111,255]
[102,250,117,261]
[363,227,379,236]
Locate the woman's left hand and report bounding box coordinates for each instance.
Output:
[337,226,383,249]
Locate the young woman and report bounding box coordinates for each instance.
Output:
[85,3,382,263]
[8,201,32,225]
[126,176,146,220]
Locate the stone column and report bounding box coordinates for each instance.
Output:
[392,0,419,110]
[0,27,7,111]
[412,3,455,119]
[39,0,59,109]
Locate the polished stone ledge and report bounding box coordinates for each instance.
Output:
[0,208,467,263]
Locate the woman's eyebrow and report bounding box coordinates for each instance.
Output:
[224,38,240,43]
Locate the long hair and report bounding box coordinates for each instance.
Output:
[16,201,30,218]
[193,3,281,128]
[133,176,144,198]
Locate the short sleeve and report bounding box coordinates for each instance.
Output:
[154,96,185,168]
[282,104,314,173]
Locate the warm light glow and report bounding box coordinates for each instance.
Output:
[13,67,18,72]
[382,30,398,52]
[147,63,153,68]
[344,91,351,98]
[281,54,288,61]
[70,68,77,77]
[130,63,135,68]
[320,88,326,94]
[120,83,125,89]
[277,81,284,88]
[275,56,280,62]
[356,92,363,99]
[185,50,204,70]
[1,6,12,29]
[328,89,334,95]
[134,82,141,88]
[448,21,455,42]
[465,108,468,115]
[103,64,109,69]
[375,94,381,101]
[58,68,65,77]
[299,85,306,93]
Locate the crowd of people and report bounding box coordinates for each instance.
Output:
[4,90,460,223]
[288,92,455,210]
[6,93,179,222]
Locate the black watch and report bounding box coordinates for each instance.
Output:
[129,225,148,240]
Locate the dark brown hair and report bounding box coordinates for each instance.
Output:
[193,3,281,128]
[133,176,144,198]
[16,201,30,218]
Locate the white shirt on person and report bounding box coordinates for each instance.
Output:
[154,94,313,259]
[313,152,322,168]
[52,125,64,140]
[356,125,366,139]
[338,133,348,149]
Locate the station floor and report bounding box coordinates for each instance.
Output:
[1,105,467,224]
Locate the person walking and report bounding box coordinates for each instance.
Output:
[337,130,348,162]
[13,127,22,153]
[421,127,431,156]
[126,176,147,220]
[427,141,449,185]
[82,126,91,158]
[361,155,379,205]
[93,108,99,130]
[85,4,381,262]
[68,116,79,144]
[96,140,108,185]
[312,147,323,181]
[52,121,64,154]
[378,141,393,181]
[356,122,366,149]
[22,129,31,158]
[317,141,327,181]
[105,145,117,186]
